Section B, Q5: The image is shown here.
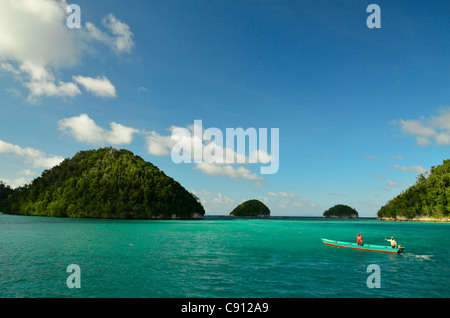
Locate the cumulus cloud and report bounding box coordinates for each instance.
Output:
[58,113,139,145]
[0,139,64,168]
[145,131,177,156]
[0,0,82,100]
[149,122,275,164]
[194,163,264,181]
[0,0,82,67]
[0,0,133,101]
[86,14,135,54]
[143,123,277,182]
[73,76,117,98]
[399,120,436,138]
[398,107,450,146]
[20,62,81,100]
[0,177,29,189]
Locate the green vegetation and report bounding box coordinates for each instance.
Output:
[1,148,205,219]
[230,199,270,217]
[378,159,450,221]
[323,204,358,219]
[0,181,14,212]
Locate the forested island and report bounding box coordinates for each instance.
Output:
[378,159,450,222]
[230,199,270,217]
[0,148,205,219]
[323,204,359,219]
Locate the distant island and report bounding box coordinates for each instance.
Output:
[323,204,359,219]
[0,148,205,219]
[230,199,270,217]
[378,159,450,222]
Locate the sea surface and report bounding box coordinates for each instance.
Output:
[0,213,448,298]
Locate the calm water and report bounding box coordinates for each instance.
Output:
[0,213,448,298]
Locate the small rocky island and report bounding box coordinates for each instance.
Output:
[230,199,270,217]
[0,147,205,219]
[323,204,359,219]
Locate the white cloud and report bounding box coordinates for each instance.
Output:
[0,0,81,68]
[85,14,135,54]
[1,169,38,188]
[416,137,432,146]
[145,131,176,156]
[398,107,450,146]
[399,119,436,138]
[20,169,35,176]
[0,139,64,168]
[24,79,80,100]
[389,164,426,174]
[19,62,81,100]
[58,113,139,145]
[73,76,117,98]
[194,163,263,181]
[0,0,82,100]
[149,122,275,165]
[1,62,20,74]
[430,108,450,130]
[211,193,235,205]
[435,133,450,146]
[0,0,133,101]
[143,123,277,183]
[0,177,29,189]
[266,191,315,209]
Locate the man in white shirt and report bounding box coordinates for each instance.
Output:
[385,237,397,248]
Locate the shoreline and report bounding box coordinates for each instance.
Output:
[3,212,449,222]
[378,216,450,223]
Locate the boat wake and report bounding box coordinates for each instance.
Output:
[402,253,434,262]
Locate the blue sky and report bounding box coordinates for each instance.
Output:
[0,0,449,216]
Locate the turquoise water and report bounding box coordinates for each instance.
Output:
[0,213,448,298]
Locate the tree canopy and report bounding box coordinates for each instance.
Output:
[1,148,205,219]
[323,204,359,218]
[230,199,270,217]
[377,159,450,220]
[0,181,14,212]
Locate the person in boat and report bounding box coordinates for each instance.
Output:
[385,237,397,248]
[356,233,363,246]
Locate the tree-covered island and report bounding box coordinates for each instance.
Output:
[230,199,270,217]
[378,159,450,222]
[323,204,359,219]
[0,148,205,219]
